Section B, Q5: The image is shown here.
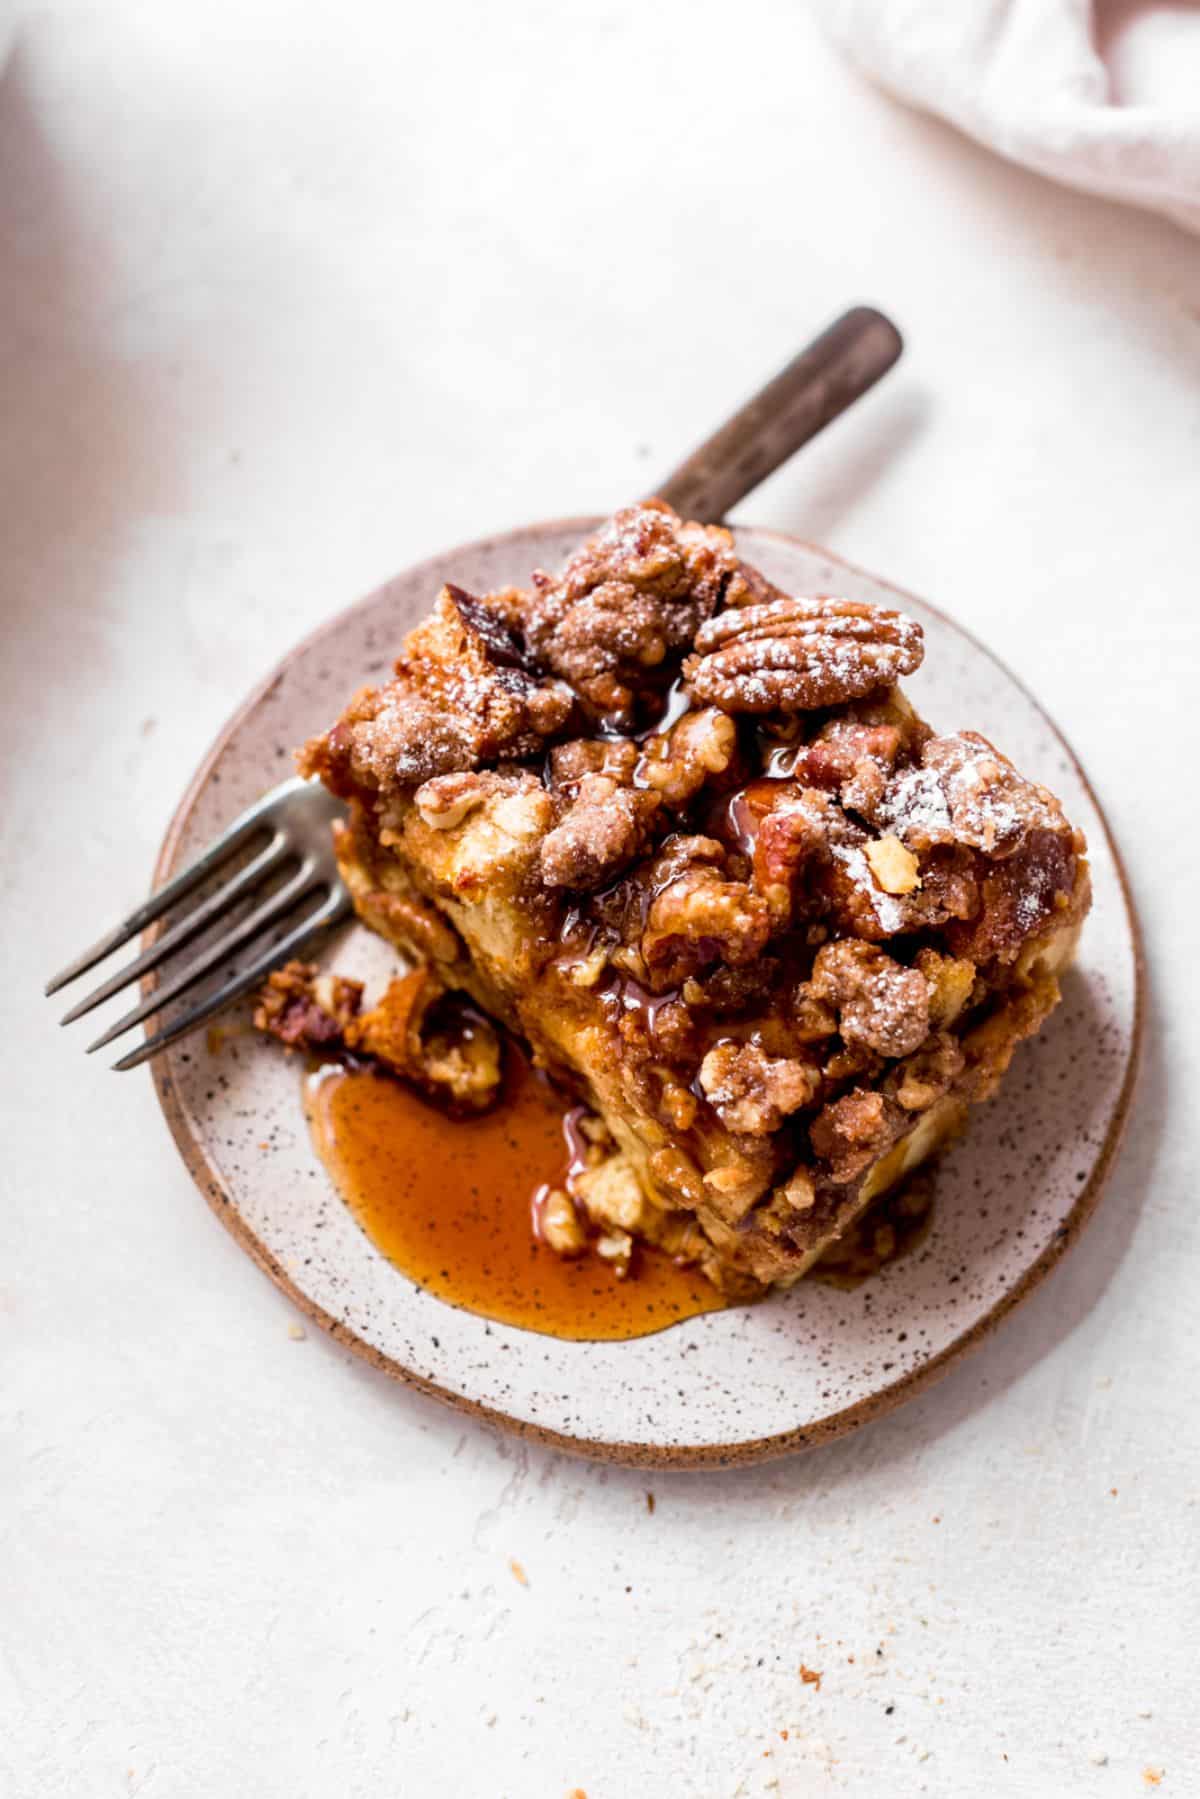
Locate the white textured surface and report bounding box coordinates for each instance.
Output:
[1,3,1196,1794]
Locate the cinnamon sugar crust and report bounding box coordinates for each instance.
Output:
[295,503,1091,1295]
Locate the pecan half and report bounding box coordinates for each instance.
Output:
[685,597,924,715]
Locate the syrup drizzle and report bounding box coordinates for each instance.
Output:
[305,1047,722,1341]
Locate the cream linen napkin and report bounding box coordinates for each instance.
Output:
[812,0,1200,234]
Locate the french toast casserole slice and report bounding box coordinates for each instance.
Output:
[294,503,1090,1298]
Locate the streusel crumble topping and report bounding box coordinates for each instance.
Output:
[273,501,1090,1295]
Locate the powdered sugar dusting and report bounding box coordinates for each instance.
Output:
[882,731,1064,857]
[832,845,911,935]
[879,766,954,848]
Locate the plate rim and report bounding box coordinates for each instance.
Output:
[148,520,1145,1469]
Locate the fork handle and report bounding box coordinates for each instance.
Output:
[649,306,903,525]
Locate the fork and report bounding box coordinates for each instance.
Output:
[46,778,351,1070]
[48,304,903,1068]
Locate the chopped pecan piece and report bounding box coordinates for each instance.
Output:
[640,995,701,1062]
[660,1078,699,1131]
[917,846,981,925]
[685,597,923,715]
[788,986,839,1043]
[698,1040,821,1135]
[823,1037,884,1085]
[253,960,363,1049]
[915,948,977,1030]
[749,787,841,927]
[533,1186,588,1256]
[865,834,920,895]
[824,842,929,942]
[571,1145,711,1273]
[641,857,771,990]
[414,770,502,831]
[809,940,930,1059]
[681,958,782,1016]
[746,785,920,940]
[572,1154,647,1234]
[594,1230,635,1277]
[539,773,661,891]
[546,736,640,791]
[637,706,738,808]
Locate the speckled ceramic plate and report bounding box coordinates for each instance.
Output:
[150,523,1142,1467]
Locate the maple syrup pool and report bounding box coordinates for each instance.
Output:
[304,1048,723,1342]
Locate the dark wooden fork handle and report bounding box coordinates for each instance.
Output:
[651,306,903,525]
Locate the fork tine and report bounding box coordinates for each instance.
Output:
[111,886,352,1071]
[44,777,309,997]
[85,860,321,1054]
[58,835,290,1027]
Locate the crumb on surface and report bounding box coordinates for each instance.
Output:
[509,1558,529,1587]
[286,1321,306,1341]
[799,1664,822,1689]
